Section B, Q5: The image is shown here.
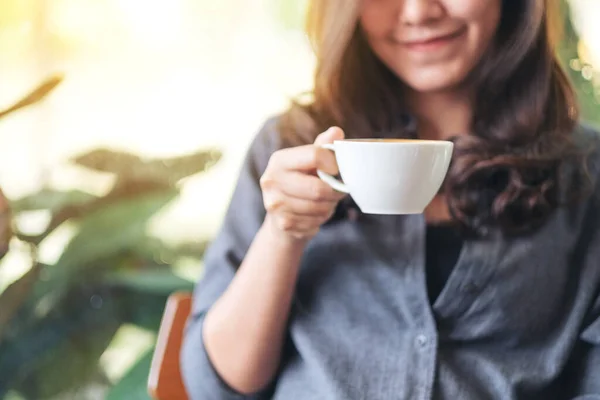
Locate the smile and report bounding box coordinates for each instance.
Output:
[400,28,467,52]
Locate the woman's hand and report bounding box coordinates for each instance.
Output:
[260,127,347,241]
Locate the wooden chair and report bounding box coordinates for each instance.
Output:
[148,292,193,400]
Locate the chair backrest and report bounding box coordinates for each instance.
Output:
[148,292,192,400]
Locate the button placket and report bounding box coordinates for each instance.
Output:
[411,331,437,400]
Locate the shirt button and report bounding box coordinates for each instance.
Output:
[415,334,428,349]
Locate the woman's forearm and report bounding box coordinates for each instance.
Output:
[202,216,307,394]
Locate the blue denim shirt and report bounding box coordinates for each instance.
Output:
[181,117,600,400]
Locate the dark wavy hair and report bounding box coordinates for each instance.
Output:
[279,0,591,236]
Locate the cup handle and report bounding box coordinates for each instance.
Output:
[316,143,350,193]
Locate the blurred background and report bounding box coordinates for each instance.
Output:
[0,0,598,399]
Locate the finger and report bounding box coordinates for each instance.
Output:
[268,145,323,172]
[313,127,344,175]
[273,172,346,202]
[264,190,338,217]
[267,127,344,173]
[314,126,345,146]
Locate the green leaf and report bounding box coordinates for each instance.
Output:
[0,285,120,399]
[0,74,64,120]
[0,263,40,342]
[129,237,208,265]
[0,187,11,261]
[33,189,178,304]
[71,149,144,175]
[71,148,222,184]
[56,188,176,270]
[144,149,222,182]
[107,180,177,199]
[3,390,26,400]
[15,352,111,400]
[105,348,153,400]
[116,291,170,331]
[103,268,193,331]
[11,188,98,214]
[104,268,194,296]
[16,183,175,246]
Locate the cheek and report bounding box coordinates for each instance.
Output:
[360,0,398,39]
[447,0,501,42]
[444,0,496,16]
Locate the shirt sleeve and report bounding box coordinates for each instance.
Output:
[571,294,600,398]
[570,129,600,399]
[180,117,282,400]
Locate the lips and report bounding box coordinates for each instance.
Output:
[399,27,466,50]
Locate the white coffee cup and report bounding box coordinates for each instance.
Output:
[317,139,453,215]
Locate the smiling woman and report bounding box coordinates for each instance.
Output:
[181,1,600,400]
[281,0,582,235]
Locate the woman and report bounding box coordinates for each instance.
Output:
[181,0,600,399]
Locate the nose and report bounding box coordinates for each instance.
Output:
[400,0,444,25]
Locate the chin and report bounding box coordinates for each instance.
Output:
[396,66,470,93]
[405,77,464,93]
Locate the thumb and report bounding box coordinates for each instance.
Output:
[314,126,345,146]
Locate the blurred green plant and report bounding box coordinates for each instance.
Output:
[0,76,221,399]
[558,0,600,128]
